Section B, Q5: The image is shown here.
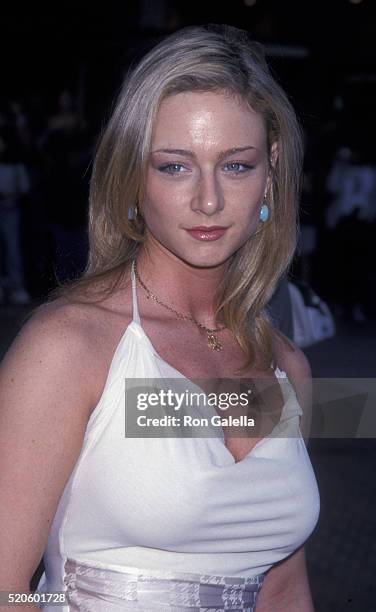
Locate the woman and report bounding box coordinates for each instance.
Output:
[0,24,320,611]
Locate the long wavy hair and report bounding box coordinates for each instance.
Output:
[55,24,303,371]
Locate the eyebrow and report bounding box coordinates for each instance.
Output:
[151,146,258,160]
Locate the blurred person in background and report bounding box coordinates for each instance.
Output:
[0,126,31,304]
[40,90,91,283]
[325,146,376,322]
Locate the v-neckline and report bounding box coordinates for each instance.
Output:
[129,320,290,465]
[128,261,290,465]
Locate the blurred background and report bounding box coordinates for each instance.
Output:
[0,0,375,610]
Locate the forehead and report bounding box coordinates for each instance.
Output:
[152,91,267,150]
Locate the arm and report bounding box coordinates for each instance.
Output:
[0,304,98,608]
[255,336,315,611]
[255,546,315,612]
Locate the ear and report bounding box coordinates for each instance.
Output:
[269,141,279,169]
[266,141,278,195]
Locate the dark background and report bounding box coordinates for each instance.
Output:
[3,0,376,143]
[2,0,376,305]
[3,0,376,133]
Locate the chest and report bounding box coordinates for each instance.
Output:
[139,319,285,462]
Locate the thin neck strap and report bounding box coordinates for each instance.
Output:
[130,260,141,325]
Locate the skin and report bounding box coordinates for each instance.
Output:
[137,90,274,327]
[0,90,315,610]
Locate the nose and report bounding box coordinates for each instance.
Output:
[190,170,225,216]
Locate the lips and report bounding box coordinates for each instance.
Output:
[189,226,227,231]
[185,226,228,241]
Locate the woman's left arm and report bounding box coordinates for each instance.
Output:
[255,545,315,611]
[273,331,314,446]
[255,335,316,611]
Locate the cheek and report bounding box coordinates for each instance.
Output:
[142,180,167,221]
[224,165,268,202]
[143,177,188,226]
[241,210,261,238]
[144,172,172,207]
[142,193,181,243]
[228,188,266,241]
[228,183,264,220]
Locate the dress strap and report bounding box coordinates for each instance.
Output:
[130,260,141,325]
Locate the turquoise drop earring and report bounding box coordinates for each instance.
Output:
[259,202,269,222]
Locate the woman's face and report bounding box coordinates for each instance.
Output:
[142,90,272,268]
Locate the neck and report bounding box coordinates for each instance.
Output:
[135,239,229,328]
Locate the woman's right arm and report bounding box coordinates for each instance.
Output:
[0,304,99,606]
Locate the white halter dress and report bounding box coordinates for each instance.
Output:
[37,262,320,610]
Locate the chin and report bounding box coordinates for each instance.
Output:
[171,248,234,269]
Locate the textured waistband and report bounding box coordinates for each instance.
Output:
[64,558,265,611]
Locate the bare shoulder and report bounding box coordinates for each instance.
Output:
[273,331,313,443]
[273,330,312,381]
[1,292,130,411]
[5,297,99,362]
[20,297,99,345]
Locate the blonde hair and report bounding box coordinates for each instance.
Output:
[55,24,303,371]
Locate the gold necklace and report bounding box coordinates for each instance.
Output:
[133,260,226,351]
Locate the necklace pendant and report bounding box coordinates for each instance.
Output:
[207,331,222,351]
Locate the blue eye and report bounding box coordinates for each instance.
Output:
[157,162,253,175]
[158,163,185,174]
[225,162,253,173]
